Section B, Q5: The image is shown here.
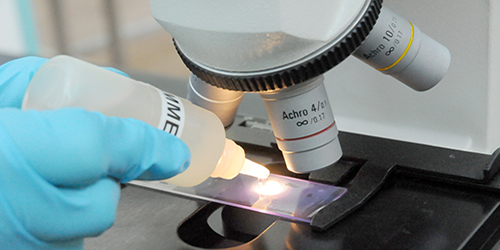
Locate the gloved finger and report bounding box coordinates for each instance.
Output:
[0,128,120,245]
[1,162,120,242]
[0,56,48,108]
[0,108,190,187]
[28,178,121,242]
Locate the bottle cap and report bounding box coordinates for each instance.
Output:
[210,139,245,179]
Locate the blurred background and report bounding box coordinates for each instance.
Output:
[0,0,190,79]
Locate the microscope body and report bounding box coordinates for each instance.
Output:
[151,0,492,172]
[216,0,500,157]
[85,2,500,248]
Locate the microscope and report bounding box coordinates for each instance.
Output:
[89,0,500,249]
[149,0,450,174]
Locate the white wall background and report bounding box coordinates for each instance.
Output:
[0,0,26,56]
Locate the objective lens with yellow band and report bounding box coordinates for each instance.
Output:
[354,7,450,91]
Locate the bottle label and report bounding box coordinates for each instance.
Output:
[157,89,185,138]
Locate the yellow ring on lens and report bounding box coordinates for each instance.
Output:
[377,22,415,71]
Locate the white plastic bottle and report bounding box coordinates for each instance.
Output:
[21,55,260,187]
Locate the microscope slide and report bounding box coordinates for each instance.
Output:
[131,174,347,223]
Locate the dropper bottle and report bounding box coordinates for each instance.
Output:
[21,55,269,187]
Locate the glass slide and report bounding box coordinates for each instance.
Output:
[130,174,347,223]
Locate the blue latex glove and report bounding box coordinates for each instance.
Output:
[0,57,191,249]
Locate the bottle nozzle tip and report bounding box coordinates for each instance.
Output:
[240,159,270,180]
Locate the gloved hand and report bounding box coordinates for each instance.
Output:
[0,57,191,249]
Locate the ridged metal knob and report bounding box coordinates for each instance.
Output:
[175,0,383,92]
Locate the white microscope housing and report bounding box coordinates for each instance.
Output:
[149,0,451,174]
